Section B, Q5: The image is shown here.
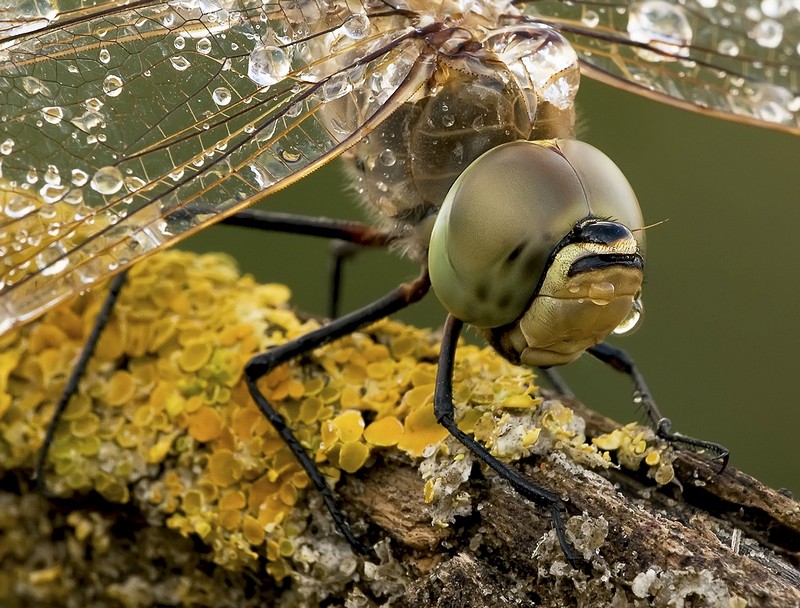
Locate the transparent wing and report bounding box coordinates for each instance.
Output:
[0,0,431,331]
[519,0,800,133]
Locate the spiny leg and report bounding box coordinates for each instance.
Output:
[245,271,431,555]
[588,342,729,472]
[434,315,581,566]
[35,270,129,493]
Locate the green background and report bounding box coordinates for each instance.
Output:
[183,77,800,494]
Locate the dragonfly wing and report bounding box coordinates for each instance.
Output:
[0,1,431,331]
[520,0,799,134]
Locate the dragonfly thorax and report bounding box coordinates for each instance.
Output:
[343,57,575,261]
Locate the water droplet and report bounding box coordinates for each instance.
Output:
[0,138,14,155]
[379,149,396,167]
[286,101,303,118]
[248,44,290,87]
[588,282,615,306]
[98,48,111,64]
[173,35,186,50]
[90,166,124,195]
[749,18,783,48]
[717,39,739,56]
[170,55,191,71]
[44,165,61,185]
[196,37,212,54]
[36,243,69,276]
[71,169,89,186]
[582,9,600,27]
[41,106,64,124]
[627,1,693,62]
[212,87,232,106]
[103,74,124,97]
[441,114,455,127]
[342,13,370,39]
[4,194,36,219]
[613,296,644,335]
[39,183,69,204]
[280,149,301,163]
[322,73,352,101]
[760,0,792,18]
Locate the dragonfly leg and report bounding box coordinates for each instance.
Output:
[35,270,129,494]
[434,315,582,567]
[220,209,394,318]
[220,209,393,247]
[587,342,730,472]
[328,240,363,319]
[245,271,430,556]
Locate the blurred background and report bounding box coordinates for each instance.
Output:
[183,77,800,494]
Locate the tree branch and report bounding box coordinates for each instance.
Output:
[1,252,797,607]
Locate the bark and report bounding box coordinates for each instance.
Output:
[2,395,797,608]
[1,252,797,606]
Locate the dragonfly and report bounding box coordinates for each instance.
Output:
[0,0,797,561]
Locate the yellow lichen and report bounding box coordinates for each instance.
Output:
[0,248,666,589]
[339,440,370,473]
[397,403,449,458]
[363,416,404,447]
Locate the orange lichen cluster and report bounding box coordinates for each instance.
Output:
[0,250,669,586]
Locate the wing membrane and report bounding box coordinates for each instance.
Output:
[520,0,800,133]
[0,1,429,331]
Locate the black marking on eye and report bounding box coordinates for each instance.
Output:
[506,244,524,264]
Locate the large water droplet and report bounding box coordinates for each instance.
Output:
[90,166,124,195]
[613,296,644,335]
[248,44,291,87]
[627,1,693,62]
[749,18,783,49]
[342,13,370,39]
[379,149,396,167]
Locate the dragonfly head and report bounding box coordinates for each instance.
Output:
[428,139,645,367]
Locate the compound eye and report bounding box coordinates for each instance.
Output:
[428,140,643,329]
